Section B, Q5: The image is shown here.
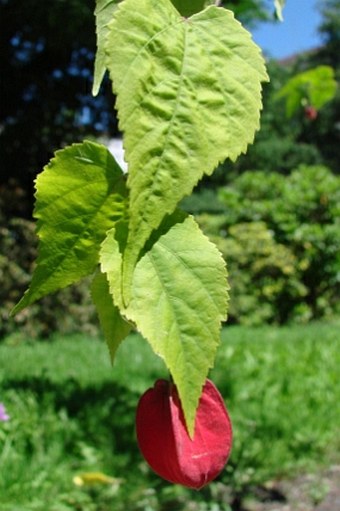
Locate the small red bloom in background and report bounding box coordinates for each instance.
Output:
[304,105,318,121]
[136,379,232,489]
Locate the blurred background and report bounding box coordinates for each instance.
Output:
[0,1,339,510]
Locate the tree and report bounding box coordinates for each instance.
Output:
[219,0,272,25]
[316,0,340,68]
[295,0,340,172]
[0,0,118,219]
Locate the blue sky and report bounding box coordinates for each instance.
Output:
[251,0,324,59]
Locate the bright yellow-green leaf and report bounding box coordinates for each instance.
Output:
[105,0,268,299]
[100,212,229,435]
[12,141,128,315]
[93,0,120,96]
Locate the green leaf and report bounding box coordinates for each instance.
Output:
[105,0,268,296]
[93,0,120,96]
[274,0,285,21]
[276,66,337,117]
[12,141,128,315]
[171,0,206,16]
[101,212,229,435]
[91,271,132,363]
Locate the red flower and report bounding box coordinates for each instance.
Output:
[304,105,318,120]
[136,379,232,489]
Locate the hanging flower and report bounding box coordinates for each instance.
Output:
[0,403,10,422]
[136,379,232,489]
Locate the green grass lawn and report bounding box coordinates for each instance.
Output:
[0,321,339,511]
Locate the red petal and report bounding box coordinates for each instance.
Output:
[170,379,232,488]
[136,380,182,484]
[136,379,232,489]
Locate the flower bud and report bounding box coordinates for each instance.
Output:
[136,379,232,489]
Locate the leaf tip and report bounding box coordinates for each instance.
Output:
[92,83,100,97]
[10,292,30,317]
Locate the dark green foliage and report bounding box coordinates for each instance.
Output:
[219,0,273,26]
[206,221,305,325]
[315,0,340,68]
[0,324,339,509]
[195,165,340,325]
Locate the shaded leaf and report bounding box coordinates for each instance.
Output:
[274,0,285,21]
[93,0,120,95]
[171,0,206,16]
[91,271,132,363]
[100,212,229,435]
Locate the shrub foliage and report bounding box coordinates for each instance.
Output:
[196,165,340,325]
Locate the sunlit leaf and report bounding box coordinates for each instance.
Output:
[105,0,268,297]
[12,141,128,315]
